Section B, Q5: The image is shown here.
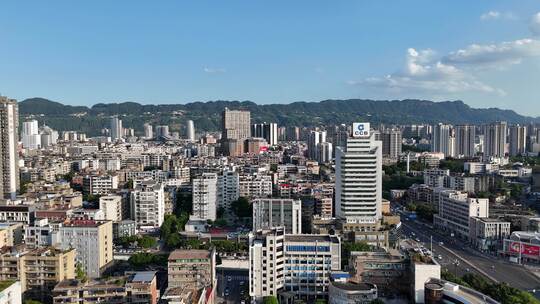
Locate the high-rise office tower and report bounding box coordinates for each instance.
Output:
[222,108,250,155]
[110,116,123,140]
[335,123,382,224]
[0,97,19,199]
[307,130,327,160]
[264,123,278,146]
[509,125,527,157]
[222,108,250,141]
[143,123,153,139]
[381,129,402,158]
[251,123,264,138]
[186,120,195,142]
[431,123,452,157]
[252,123,278,146]
[455,125,476,158]
[21,120,41,150]
[483,122,507,158]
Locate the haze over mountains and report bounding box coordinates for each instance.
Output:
[19,97,540,136]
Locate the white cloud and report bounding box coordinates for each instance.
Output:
[480,11,516,21]
[203,67,226,74]
[443,38,540,67]
[530,12,540,35]
[481,11,501,20]
[349,47,505,96]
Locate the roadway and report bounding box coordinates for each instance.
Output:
[400,215,540,292]
[216,268,249,304]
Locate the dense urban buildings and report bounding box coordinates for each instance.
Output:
[0,93,538,304]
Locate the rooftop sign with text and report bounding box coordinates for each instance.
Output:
[352,122,370,137]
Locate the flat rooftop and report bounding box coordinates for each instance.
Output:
[168,249,212,261]
[285,234,340,243]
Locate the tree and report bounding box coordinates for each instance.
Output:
[128,253,168,268]
[217,207,226,218]
[124,179,133,189]
[138,236,157,248]
[341,241,372,268]
[231,197,251,218]
[263,296,279,304]
[24,301,43,304]
[214,218,228,227]
[75,263,87,282]
[165,233,182,248]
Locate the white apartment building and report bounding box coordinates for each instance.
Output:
[252,198,302,234]
[335,123,382,224]
[433,191,489,239]
[99,195,123,222]
[0,280,22,304]
[509,125,527,156]
[249,227,286,300]
[469,217,511,250]
[192,173,218,221]
[218,169,240,212]
[249,227,341,302]
[82,174,119,195]
[239,174,272,199]
[21,119,41,150]
[423,168,450,188]
[483,122,507,159]
[130,181,165,228]
[431,123,453,157]
[53,220,113,279]
[126,170,170,183]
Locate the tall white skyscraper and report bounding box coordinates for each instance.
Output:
[455,125,476,158]
[308,130,327,160]
[431,123,453,157]
[110,116,123,140]
[335,123,382,224]
[509,125,527,156]
[483,122,507,159]
[0,97,19,199]
[192,173,218,221]
[21,120,41,150]
[39,125,59,148]
[143,123,153,139]
[262,123,278,146]
[252,123,278,145]
[186,120,195,142]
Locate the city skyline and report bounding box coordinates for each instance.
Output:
[1,1,540,115]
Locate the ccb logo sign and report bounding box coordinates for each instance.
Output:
[352,123,370,137]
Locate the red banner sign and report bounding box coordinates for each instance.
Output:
[508,242,540,256]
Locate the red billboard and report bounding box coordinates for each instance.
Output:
[508,242,540,256]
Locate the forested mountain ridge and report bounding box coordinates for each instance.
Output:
[19,98,539,136]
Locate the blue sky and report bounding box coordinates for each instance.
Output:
[1,1,540,116]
